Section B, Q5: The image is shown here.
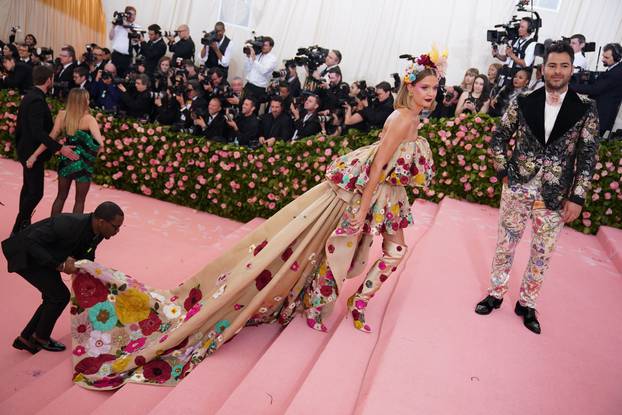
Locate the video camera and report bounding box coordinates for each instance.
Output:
[243,32,268,55]
[201,30,219,46]
[486,1,542,48]
[112,11,130,26]
[294,45,328,73]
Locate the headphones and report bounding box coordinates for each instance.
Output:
[605,43,622,62]
[522,17,534,34]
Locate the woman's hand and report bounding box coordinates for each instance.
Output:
[25,156,36,169]
[350,203,370,230]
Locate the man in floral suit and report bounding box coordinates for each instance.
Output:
[475,41,600,334]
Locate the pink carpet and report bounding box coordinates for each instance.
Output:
[0,157,620,415]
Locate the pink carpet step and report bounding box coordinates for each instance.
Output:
[596,226,622,275]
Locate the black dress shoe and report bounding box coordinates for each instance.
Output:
[475,295,503,315]
[514,301,541,334]
[12,337,40,354]
[31,335,66,352]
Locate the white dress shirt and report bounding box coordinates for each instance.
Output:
[544,88,567,143]
[244,52,277,88]
[573,52,588,73]
[199,38,233,68]
[111,25,130,55]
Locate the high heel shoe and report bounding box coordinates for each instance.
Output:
[347,296,372,333]
[304,307,327,332]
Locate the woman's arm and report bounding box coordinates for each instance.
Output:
[479,99,490,114]
[350,114,410,228]
[87,115,105,147]
[344,104,364,125]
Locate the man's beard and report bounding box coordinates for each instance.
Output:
[544,77,570,92]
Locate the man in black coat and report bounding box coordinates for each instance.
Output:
[0,55,33,94]
[53,46,77,99]
[140,24,167,77]
[117,74,154,120]
[258,96,293,145]
[193,97,226,140]
[226,97,260,147]
[571,42,622,135]
[167,24,195,63]
[11,65,78,235]
[2,201,124,353]
[291,94,322,140]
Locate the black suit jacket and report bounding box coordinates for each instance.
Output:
[200,112,226,140]
[169,38,195,62]
[572,62,622,133]
[1,62,33,94]
[120,89,154,119]
[491,87,600,210]
[259,112,293,141]
[294,111,321,140]
[140,38,167,75]
[1,213,101,273]
[54,62,76,98]
[14,87,61,162]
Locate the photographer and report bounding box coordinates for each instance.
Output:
[16,43,33,67]
[226,97,260,147]
[72,66,93,94]
[152,56,172,92]
[201,67,229,100]
[53,45,76,99]
[178,79,207,130]
[318,67,349,111]
[199,22,232,79]
[571,43,622,135]
[291,94,321,140]
[0,55,33,94]
[569,34,588,73]
[224,76,244,108]
[88,46,107,81]
[91,63,122,112]
[117,73,153,120]
[343,92,370,133]
[193,97,226,140]
[318,49,342,78]
[284,60,301,97]
[277,81,294,114]
[259,96,293,145]
[243,36,277,106]
[167,25,195,62]
[492,17,536,82]
[153,89,180,125]
[184,59,199,80]
[109,6,137,77]
[139,24,166,76]
[358,81,394,129]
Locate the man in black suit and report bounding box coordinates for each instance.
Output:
[258,96,293,145]
[0,55,32,94]
[11,65,79,235]
[139,24,167,77]
[167,24,195,63]
[177,79,207,130]
[53,45,77,99]
[572,42,622,135]
[475,42,600,334]
[117,74,154,120]
[2,201,124,353]
[226,97,260,147]
[291,94,322,140]
[193,97,226,140]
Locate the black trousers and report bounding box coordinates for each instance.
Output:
[243,82,268,105]
[111,51,131,77]
[12,160,45,234]
[18,266,70,340]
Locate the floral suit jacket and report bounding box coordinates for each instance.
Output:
[491,87,600,210]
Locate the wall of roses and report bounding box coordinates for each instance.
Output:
[0,89,620,234]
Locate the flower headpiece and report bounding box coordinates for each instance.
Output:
[403,54,438,84]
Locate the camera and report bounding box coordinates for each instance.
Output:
[561,36,596,53]
[201,30,219,46]
[164,30,179,38]
[573,69,601,85]
[243,33,267,55]
[128,29,146,41]
[224,107,239,121]
[191,106,208,120]
[318,115,331,124]
[148,91,165,99]
[294,45,328,72]
[486,1,542,48]
[338,96,358,108]
[272,68,288,78]
[112,11,130,26]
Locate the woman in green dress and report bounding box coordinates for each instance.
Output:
[27,88,104,215]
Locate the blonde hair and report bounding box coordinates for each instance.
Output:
[394,68,437,110]
[63,88,90,135]
[460,67,480,91]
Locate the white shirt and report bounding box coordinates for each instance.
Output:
[544,89,567,143]
[573,52,588,73]
[505,36,536,68]
[244,52,277,88]
[111,25,130,55]
[199,38,233,68]
[58,62,73,78]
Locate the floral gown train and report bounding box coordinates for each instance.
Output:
[71,136,434,390]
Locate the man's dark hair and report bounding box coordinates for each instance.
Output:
[243,97,257,108]
[94,201,124,221]
[148,24,161,34]
[125,6,136,14]
[543,40,574,64]
[215,21,225,30]
[603,43,622,62]
[136,73,150,87]
[102,47,111,54]
[327,67,342,77]
[1,55,15,64]
[375,81,392,92]
[187,79,201,93]
[331,49,342,63]
[208,67,224,78]
[263,36,274,47]
[278,81,290,90]
[73,66,89,79]
[32,64,54,85]
[270,95,284,106]
[307,93,321,107]
[521,17,534,34]
[570,34,586,45]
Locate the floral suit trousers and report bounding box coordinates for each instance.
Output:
[489,179,565,309]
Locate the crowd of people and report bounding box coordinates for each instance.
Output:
[1,10,621,146]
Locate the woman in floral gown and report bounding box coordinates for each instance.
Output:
[70,55,438,390]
